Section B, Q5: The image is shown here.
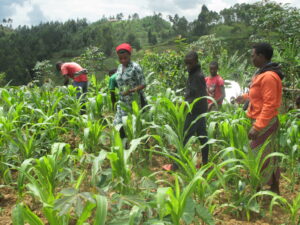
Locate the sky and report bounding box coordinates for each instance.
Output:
[1,0,299,28]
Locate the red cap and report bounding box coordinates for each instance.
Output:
[116,43,132,53]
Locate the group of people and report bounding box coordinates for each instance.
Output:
[56,42,283,194]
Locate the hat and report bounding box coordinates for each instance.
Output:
[116,43,132,54]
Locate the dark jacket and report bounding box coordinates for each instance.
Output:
[256,62,284,80]
[185,65,208,114]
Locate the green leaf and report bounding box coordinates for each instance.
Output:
[76,201,96,225]
[23,205,45,225]
[93,195,107,225]
[54,196,76,215]
[60,188,78,196]
[12,204,24,225]
[182,197,195,225]
[195,204,215,225]
[128,206,141,225]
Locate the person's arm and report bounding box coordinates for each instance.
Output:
[216,77,225,104]
[196,75,208,113]
[61,65,70,86]
[216,85,225,104]
[253,73,280,131]
[236,93,249,104]
[63,75,69,86]
[109,75,118,108]
[122,85,146,96]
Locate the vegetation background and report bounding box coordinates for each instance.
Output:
[0,1,299,224]
[0,1,299,91]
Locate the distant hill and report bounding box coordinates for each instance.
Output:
[0,2,298,85]
[0,14,176,85]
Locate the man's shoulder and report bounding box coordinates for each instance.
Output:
[260,71,281,83]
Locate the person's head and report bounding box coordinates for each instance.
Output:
[251,43,273,68]
[56,61,64,72]
[209,61,219,77]
[108,69,117,76]
[116,43,132,67]
[296,96,300,109]
[185,51,199,73]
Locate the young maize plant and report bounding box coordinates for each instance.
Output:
[248,191,300,225]
[156,169,215,225]
[278,110,300,191]
[0,46,298,225]
[83,119,107,153]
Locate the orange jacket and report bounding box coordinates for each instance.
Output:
[243,71,282,130]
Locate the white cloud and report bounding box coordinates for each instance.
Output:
[10,1,31,27]
[2,0,300,27]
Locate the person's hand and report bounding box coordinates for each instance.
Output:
[208,103,214,111]
[248,127,259,140]
[121,90,131,96]
[63,80,69,86]
[122,88,135,96]
[236,96,245,104]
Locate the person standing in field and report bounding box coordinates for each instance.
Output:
[113,43,146,138]
[236,43,283,194]
[108,69,118,109]
[163,51,209,171]
[56,61,88,99]
[205,61,225,111]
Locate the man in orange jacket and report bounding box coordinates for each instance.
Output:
[236,43,283,194]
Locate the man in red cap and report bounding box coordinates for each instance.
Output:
[113,43,147,138]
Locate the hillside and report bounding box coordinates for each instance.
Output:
[0,1,299,86]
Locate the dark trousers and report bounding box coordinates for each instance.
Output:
[183,112,209,164]
[73,81,88,114]
[73,81,88,99]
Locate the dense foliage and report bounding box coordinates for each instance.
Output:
[0,2,299,223]
[0,38,300,224]
[0,1,299,86]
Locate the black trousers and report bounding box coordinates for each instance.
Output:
[183,112,209,164]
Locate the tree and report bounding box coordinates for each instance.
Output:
[192,5,220,36]
[116,13,124,21]
[0,72,7,86]
[127,33,141,50]
[168,14,189,36]
[33,60,53,85]
[73,46,106,74]
[102,26,114,56]
[148,30,157,45]
[132,13,139,20]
